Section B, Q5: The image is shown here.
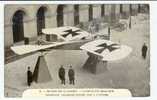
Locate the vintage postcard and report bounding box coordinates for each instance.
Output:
[4,3,150,97]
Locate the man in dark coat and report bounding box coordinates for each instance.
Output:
[58,65,65,85]
[142,43,148,59]
[68,66,75,85]
[27,67,32,86]
[108,27,111,40]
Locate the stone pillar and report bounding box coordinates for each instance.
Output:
[122,4,130,19]
[62,5,74,26]
[23,18,37,38]
[45,14,54,28]
[110,5,116,24]
[131,4,139,16]
[115,5,120,22]
[104,4,111,23]
[93,5,101,19]
[45,5,58,41]
[79,5,89,23]
[68,5,75,26]
[4,24,14,47]
[45,5,57,28]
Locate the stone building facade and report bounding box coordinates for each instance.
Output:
[4,4,148,48]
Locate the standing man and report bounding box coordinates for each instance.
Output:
[142,43,148,59]
[108,27,111,40]
[68,66,75,85]
[27,67,32,86]
[95,23,99,32]
[129,16,132,29]
[58,65,65,85]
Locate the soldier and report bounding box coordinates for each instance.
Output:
[27,67,32,86]
[68,66,75,85]
[142,43,148,59]
[58,65,65,85]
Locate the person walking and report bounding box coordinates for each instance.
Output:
[142,43,148,59]
[58,65,65,85]
[68,66,75,85]
[27,67,32,86]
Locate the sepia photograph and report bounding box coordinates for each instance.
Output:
[4,4,150,97]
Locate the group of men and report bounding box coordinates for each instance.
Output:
[27,65,75,86]
[58,66,75,85]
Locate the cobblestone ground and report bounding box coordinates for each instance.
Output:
[4,13,150,97]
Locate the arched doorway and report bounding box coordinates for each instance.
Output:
[130,4,132,15]
[146,4,149,13]
[37,6,47,36]
[57,5,64,27]
[101,4,105,17]
[74,5,79,26]
[120,4,123,14]
[89,5,93,21]
[138,4,141,13]
[12,10,25,43]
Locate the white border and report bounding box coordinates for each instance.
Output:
[1,1,157,100]
[0,1,152,4]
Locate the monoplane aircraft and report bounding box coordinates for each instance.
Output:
[11,26,132,83]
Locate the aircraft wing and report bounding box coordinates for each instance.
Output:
[11,41,73,55]
[42,26,90,41]
[80,39,132,61]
